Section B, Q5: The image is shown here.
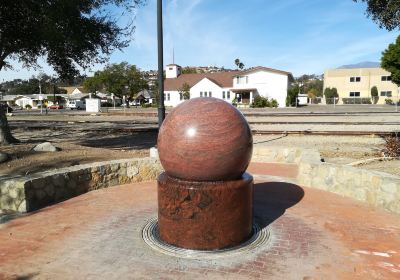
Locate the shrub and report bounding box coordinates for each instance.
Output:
[286,85,299,106]
[25,104,32,109]
[324,87,338,104]
[251,96,279,108]
[371,86,379,104]
[383,135,400,157]
[141,103,153,108]
[251,96,270,108]
[101,102,113,107]
[385,98,394,105]
[270,99,279,108]
[342,98,371,104]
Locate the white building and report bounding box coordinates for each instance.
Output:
[164,64,293,107]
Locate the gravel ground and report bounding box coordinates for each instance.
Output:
[0,115,398,177]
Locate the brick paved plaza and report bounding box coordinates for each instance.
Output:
[0,163,399,279]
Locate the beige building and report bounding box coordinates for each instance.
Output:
[324,67,399,104]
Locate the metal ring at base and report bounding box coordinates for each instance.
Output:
[142,217,272,259]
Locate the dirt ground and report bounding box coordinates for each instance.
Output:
[0,128,157,177]
[1,127,398,177]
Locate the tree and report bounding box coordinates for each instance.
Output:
[179,83,191,100]
[83,73,104,93]
[382,36,400,87]
[5,75,66,96]
[371,86,379,104]
[83,62,149,100]
[286,84,300,107]
[324,87,339,104]
[181,67,198,74]
[0,104,19,144]
[234,58,245,70]
[0,0,145,145]
[353,0,400,31]
[307,88,319,99]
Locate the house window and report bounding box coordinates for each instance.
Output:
[200,91,203,97]
[167,93,170,101]
[227,91,230,99]
[381,76,392,81]
[350,77,361,82]
[222,91,226,99]
[180,93,183,100]
[169,67,173,70]
[209,91,212,97]
[204,92,208,97]
[349,92,360,97]
[380,91,392,97]
[236,76,248,84]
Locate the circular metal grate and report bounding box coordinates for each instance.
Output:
[142,217,272,259]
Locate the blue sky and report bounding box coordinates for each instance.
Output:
[1,0,398,81]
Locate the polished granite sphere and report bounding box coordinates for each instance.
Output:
[157,97,253,181]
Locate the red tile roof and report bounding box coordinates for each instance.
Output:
[164,71,241,91]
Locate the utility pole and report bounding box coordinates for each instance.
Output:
[157,0,165,127]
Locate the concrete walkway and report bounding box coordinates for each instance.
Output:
[0,162,399,279]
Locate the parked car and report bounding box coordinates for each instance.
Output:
[49,104,64,109]
[67,100,86,110]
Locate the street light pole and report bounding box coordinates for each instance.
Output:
[157,0,165,127]
[39,80,43,114]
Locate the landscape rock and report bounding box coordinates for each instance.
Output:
[0,152,9,163]
[33,142,60,152]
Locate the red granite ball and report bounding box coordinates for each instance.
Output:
[157,97,253,181]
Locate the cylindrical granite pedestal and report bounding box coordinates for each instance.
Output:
[158,172,253,250]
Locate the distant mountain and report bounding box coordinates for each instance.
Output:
[337,61,380,69]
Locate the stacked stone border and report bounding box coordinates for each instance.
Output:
[253,145,400,215]
[1,146,400,215]
[0,158,163,213]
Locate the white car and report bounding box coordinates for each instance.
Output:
[67,100,86,110]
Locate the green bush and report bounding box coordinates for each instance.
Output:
[251,96,270,108]
[342,98,371,104]
[25,104,32,109]
[385,98,394,105]
[270,99,279,108]
[371,86,379,104]
[286,85,299,106]
[251,96,279,108]
[324,87,338,104]
[141,103,157,108]
[101,102,113,107]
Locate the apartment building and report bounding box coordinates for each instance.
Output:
[324,67,399,104]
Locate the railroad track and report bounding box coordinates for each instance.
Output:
[9,122,396,136]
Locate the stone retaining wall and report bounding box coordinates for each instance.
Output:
[252,146,400,214]
[297,161,400,214]
[0,157,163,213]
[2,146,400,215]
[252,145,321,164]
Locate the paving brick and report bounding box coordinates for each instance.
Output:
[0,164,399,279]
